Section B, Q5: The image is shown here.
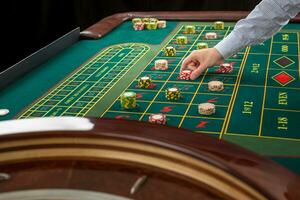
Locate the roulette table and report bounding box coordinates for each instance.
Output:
[0,11,300,199]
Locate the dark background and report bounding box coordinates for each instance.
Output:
[0,0,260,72]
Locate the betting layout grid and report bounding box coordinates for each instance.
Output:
[103,23,300,142]
[102,23,243,138]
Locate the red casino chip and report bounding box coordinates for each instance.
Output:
[148,113,167,125]
[133,22,145,31]
[216,63,233,73]
[179,69,192,80]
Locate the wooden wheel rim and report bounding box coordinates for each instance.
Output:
[0,137,265,200]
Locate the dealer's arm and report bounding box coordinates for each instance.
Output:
[181,0,300,80]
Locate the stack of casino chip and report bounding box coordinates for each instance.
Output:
[145,21,158,30]
[214,21,225,30]
[208,81,224,92]
[205,32,217,39]
[148,113,167,125]
[143,18,158,30]
[142,18,150,29]
[120,91,137,109]
[157,20,167,29]
[197,42,208,50]
[216,63,233,73]
[185,25,196,34]
[132,17,164,30]
[164,46,176,56]
[154,59,168,70]
[133,22,145,31]
[179,69,192,80]
[198,103,216,115]
[176,36,188,44]
[138,76,152,88]
[165,87,181,100]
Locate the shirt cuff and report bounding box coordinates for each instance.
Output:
[214,31,245,59]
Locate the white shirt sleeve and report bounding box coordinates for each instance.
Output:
[214,0,300,59]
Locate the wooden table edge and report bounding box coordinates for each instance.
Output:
[80,11,300,39]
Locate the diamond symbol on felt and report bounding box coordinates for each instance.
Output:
[273,56,294,68]
[272,71,295,86]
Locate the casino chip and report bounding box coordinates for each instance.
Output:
[208,81,224,92]
[198,103,215,115]
[216,63,233,73]
[148,113,167,125]
[120,92,137,109]
[145,21,158,30]
[179,69,192,80]
[214,21,224,30]
[164,46,176,56]
[185,25,196,34]
[197,42,208,50]
[176,36,188,44]
[154,59,168,70]
[205,32,217,40]
[0,109,9,116]
[165,87,181,101]
[138,76,152,88]
[157,20,167,29]
[133,22,145,31]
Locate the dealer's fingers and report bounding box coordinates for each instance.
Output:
[190,63,207,80]
[181,50,200,71]
[181,56,193,72]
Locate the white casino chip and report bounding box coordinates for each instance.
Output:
[0,109,9,116]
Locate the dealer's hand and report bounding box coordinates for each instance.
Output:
[181,48,224,80]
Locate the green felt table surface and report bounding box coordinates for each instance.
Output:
[1,20,300,174]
